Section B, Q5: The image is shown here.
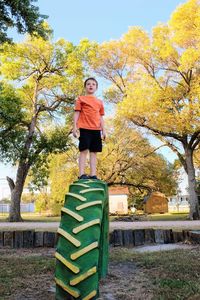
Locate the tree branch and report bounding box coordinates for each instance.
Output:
[107,181,152,192]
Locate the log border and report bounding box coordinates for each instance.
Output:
[0,229,199,248]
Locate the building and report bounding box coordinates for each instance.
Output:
[168,195,190,213]
[143,191,168,214]
[168,168,190,213]
[109,187,129,215]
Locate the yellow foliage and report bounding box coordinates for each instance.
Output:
[169,0,200,48]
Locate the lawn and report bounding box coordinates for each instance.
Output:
[0,213,60,222]
[0,212,189,222]
[0,246,200,300]
[146,212,188,221]
[111,212,189,222]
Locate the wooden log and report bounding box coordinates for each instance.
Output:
[172,231,184,243]
[3,231,14,248]
[122,230,134,247]
[182,230,190,241]
[55,232,59,247]
[0,231,3,247]
[188,230,200,244]
[113,229,123,247]
[163,229,173,243]
[14,231,23,248]
[154,229,165,244]
[134,229,145,246]
[43,232,56,247]
[109,232,114,245]
[23,231,34,248]
[144,229,155,244]
[34,232,44,247]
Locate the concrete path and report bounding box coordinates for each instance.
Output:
[0,220,200,231]
[133,243,198,252]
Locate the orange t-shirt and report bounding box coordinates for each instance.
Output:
[74,95,105,130]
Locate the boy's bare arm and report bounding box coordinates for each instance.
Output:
[100,116,106,140]
[73,111,80,137]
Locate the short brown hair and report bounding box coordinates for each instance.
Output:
[84,77,98,88]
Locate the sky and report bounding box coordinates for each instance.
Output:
[0,0,186,191]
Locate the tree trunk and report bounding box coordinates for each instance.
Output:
[7,162,30,222]
[185,148,200,220]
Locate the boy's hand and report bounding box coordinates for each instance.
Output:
[102,130,106,140]
[73,127,78,138]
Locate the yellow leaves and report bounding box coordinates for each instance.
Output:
[0,39,54,80]
[0,34,87,98]
[169,0,200,48]
[178,48,200,71]
[88,1,200,142]
[152,24,178,63]
[122,26,151,64]
[118,69,200,136]
[91,40,127,71]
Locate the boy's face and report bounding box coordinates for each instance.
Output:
[85,80,97,94]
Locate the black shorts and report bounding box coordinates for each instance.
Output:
[79,128,102,152]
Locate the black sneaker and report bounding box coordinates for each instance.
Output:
[78,174,89,180]
[89,175,99,180]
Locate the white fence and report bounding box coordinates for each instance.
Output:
[0,203,35,214]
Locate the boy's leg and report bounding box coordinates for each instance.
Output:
[79,149,88,176]
[89,152,97,176]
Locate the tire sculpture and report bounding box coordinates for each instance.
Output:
[55,179,109,300]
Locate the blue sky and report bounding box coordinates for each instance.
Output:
[0,0,184,183]
[37,0,183,44]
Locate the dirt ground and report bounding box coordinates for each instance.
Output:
[0,247,153,300]
[1,245,200,300]
[99,261,153,300]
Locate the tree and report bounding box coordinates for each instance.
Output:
[0,0,48,43]
[33,118,176,215]
[33,148,79,216]
[0,34,90,221]
[47,147,79,215]
[98,119,177,196]
[91,0,200,219]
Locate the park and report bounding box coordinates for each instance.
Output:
[0,0,200,299]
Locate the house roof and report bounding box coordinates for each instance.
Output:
[143,191,167,203]
[109,186,129,195]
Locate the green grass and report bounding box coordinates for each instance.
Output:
[1,247,200,299]
[0,250,55,299]
[0,213,61,222]
[0,212,189,223]
[146,213,188,221]
[111,212,189,222]
[110,247,200,299]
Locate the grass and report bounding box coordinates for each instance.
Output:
[109,247,200,299]
[0,212,190,223]
[1,247,200,299]
[0,213,60,222]
[0,249,55,300]
[111,212,189,222]
[146,213,188,221]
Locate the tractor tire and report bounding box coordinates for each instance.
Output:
[55,179,109,300]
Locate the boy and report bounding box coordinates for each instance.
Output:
[73,77,106,180]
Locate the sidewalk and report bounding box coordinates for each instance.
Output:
[0,220,200,231]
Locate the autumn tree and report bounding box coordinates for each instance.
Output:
[91,0,200,219]
[32,117,176,215]
[0,0,48,43]
[40,147,79,215]
[0,34,91,221]
[98,119,177,196]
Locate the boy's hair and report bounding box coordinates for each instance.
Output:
[84,77,98,88]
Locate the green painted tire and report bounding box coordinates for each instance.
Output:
[55,179,109,300]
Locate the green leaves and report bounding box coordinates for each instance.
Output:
[0,0,48,43]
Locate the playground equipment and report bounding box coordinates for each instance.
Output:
[55,179,109,300]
